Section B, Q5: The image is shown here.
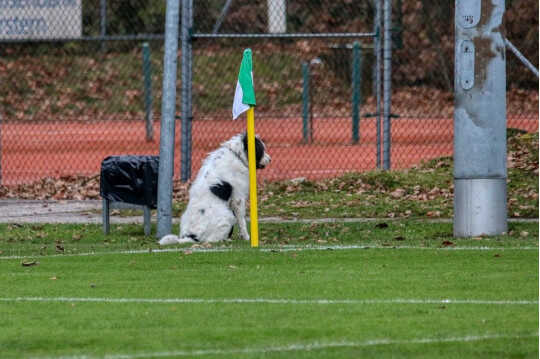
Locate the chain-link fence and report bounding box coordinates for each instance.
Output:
[0,1,537,193]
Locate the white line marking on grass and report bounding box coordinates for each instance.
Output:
[1,244,537,260]
[30,332,539,359]
[1,296,537,305]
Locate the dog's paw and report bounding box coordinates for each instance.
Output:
[158,235,180,246]
[241,233,250,241]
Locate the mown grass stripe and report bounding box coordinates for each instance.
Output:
[1,297,537,305]
[30,333,539,359]
[1,244,537,260]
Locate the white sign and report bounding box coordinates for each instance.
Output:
[0,0,82,39]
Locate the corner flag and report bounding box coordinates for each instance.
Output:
[233,49,259,248]
[233,49,256,120]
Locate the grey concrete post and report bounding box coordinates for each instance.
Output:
[156,0,181,238]
[454,0,507,237]
[382,0,392,170]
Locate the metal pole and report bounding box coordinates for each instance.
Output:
[454,0,507,237]
[142,42,154,141]
[187,0,193,180]
[302,62,311,144]
[100,0,107,52]
[504,38,539,78]
[352,41,362,144]
[156,0,181,238]
[0,113,2,185]
[212,0,233,34]
[192,32,376,39]
[181,0,193,182]
[374,0,382,168]
[382,0,392,170]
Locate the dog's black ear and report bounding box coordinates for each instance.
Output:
[242,133,265,168]
[254,137,265,167]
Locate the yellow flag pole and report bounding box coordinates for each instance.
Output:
[246,106,259,248]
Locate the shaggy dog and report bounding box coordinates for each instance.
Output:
[159,133,271,245]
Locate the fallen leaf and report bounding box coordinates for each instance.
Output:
[390,188,406,198]
[21,260,38,267]
[50,276,57,280]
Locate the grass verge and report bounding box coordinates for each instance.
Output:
[0,221,538,258]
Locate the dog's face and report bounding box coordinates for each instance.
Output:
[242,133,271,169]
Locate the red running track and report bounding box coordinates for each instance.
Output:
[1,116,537,184]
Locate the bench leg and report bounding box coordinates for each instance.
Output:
[143,205,151,236]
[103,199,110,235]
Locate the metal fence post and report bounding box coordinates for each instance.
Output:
[382,0,392,170]
[302,61,311,144]
[504,38,539,78]
[212,0,233,34]
[0,113,2,185]
[156,0,181,239]
[100,0,107,52]
[374,0,382,168]
[352,41,362,144]
[453,0,507,237]
[142,42,154,141]
[181,0,193,182]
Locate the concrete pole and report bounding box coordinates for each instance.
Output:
[454,0,507,237]
[156,0,181,238]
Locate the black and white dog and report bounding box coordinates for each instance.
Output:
[159,133,271,245]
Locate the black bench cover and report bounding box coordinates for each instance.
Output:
[100,155,159,209]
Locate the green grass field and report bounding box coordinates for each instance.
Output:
[1,221,538,358]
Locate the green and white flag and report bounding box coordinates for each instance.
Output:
[232,49,256,120]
